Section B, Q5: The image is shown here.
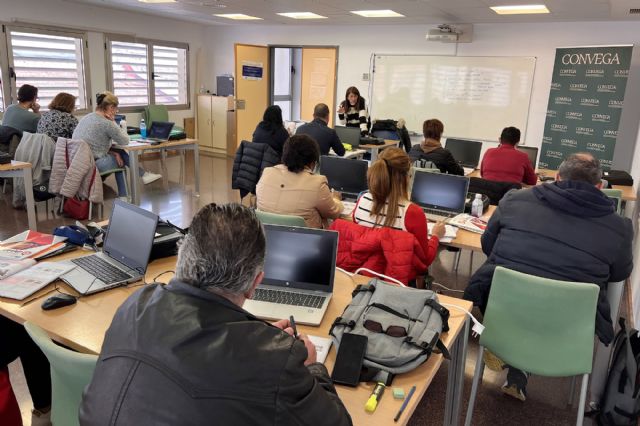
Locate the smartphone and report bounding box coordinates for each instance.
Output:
[331,333,368,387]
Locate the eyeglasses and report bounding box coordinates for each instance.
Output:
[363,319,407,337]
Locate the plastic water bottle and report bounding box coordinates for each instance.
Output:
[471,193,484,217]
[119,119,127,131]
[140,118,147,138]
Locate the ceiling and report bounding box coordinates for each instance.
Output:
[68,0,640,26]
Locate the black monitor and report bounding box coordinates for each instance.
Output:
[334,126,360,147]
[518,146,539,170]
[444,138,483,168]
[410,171,470,214]
[148,121,174,139]
[319,156,368,197]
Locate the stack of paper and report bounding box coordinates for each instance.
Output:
[307,335,333,364]
[427,222,458,243]
[0,262,75,300]
[448,214,487,234]
[0,231,67,260]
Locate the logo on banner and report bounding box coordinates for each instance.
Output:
[592,113,611,123]
[597,84,617,93]
[586,69,605,77]
[565,112,583,120]
[601,158,613,168]
[555,96,572,105]
[542,136,552,144]
[576,127,594,136]
[614,69,629,77]
[546,110,557,118]
[580,98,600,107]
[561,52,620,65]
[546,150,564,159]
[550,82,561,90]
[560,69,577,76]
[586,143,607,152]
[608,100,624,108]
[550,124,567,132]
[561,138,578,148]
[603,129,618,139]
[569,83,588,91]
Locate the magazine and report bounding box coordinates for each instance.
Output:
[0,262,75,300]
[0,231,67,260]
[449,213,488,234]
[0,258,37,280]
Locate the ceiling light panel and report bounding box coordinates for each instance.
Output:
[490,4,550,14]
[214,13,263,20]
[277,12,328,19]
[351,9,405,18]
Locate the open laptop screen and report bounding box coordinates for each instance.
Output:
[334,126,360,147]
[148,121,174,139]
[262,225,338,292]
[319,155,368,196]
[444,138,482,168]
[410,171,469,214]
[518,146,539,170]
[103,200,158,273]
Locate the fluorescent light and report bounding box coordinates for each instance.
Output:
[138,0,176,3]
[490,4,550,14]
[277,12,328,19]
[351,9,405,18]
[214,13,263,20]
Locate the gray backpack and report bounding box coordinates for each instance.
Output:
[330,279,450,383]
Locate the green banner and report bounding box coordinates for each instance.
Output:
[540,45,633,170]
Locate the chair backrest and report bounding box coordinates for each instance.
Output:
[24,322,98,426]
[602,188,623,214]
[480,266,599,377]
[255,209,306,227]
[143,105,169,128]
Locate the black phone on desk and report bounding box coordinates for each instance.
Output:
[331,333,367,387]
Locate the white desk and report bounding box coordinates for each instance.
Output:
[0,161,36,230]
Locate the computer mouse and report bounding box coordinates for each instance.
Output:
[41,294,77,310]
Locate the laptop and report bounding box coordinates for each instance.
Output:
[138,121,174,144]
[444,138,483,169]
[319,155,368,200]
[60,200,158,295]
[243,224,338,326]
[518,145,539,170]
[334,125,361,148]
[410,170,470,222]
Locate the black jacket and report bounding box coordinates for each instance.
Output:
[0,125,22,158]
[232,140,281,198]
[80,280,352,426]
[408,144,464,175]
[296,118,345,156]
[464,181,633,344]
[252,122,289,157]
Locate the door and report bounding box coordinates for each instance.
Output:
[300,47,338,127]
[235,44,269,148]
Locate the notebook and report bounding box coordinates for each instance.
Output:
[243,225,338,326]
[410,171,470,222]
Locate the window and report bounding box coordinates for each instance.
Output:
[3,25,89,112]
[106,36,189,110]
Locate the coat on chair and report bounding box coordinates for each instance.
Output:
[49,138,103,203]
[232,140,280,199]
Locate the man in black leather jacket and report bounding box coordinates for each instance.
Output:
[80,203,352,426]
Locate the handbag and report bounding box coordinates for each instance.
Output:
[62,142,96,220]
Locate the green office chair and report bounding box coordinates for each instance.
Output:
[255,210,306,227]
[143,105,169,129]
[24,322,98,426]
[602,188,622,214]
[464,267,599,426]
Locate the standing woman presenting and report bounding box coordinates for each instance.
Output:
[337,86,368,135]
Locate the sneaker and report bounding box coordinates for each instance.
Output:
[483,349,506,372]
[31,407,52,426]
[118,196,130,203]
[501,367,530,402]
[141,171,161,185]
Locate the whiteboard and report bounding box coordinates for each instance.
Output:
[370,55,536,141]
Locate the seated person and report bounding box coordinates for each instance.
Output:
[2,84,40,133]
[80,203,352,425]
[353,147,445,267]
[252,105,289,158]
[408,119,463,175]
[37,92,78,140]
[72,91,161,200]
[296,103,345,156]
[464,153,633,401]
[256,134,343,228]
[480,126,537,185]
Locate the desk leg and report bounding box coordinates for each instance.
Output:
[23,168,37,231]
[129,151,140,205]
[370,148,379,162]
[193,144,200,197]
[444,316,470,426]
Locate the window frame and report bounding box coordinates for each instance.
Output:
[0,22,92,114]
[104,34,190,112]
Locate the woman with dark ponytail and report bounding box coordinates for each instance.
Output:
[352,147,444,266]
[252,105,289,157]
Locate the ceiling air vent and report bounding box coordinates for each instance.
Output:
[629,8,640,14]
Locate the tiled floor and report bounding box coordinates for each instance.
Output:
[3,151,586,425]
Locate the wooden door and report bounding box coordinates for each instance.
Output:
[235,44,269,147]
[300,47,338,127]
[197,95,213,148]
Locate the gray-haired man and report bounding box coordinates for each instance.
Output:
[80,203,352,425]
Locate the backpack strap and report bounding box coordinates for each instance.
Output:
[425,298,450,332]
[329,282,376,337]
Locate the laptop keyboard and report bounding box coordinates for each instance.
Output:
[253,288,325,309]
[71,256,131,284]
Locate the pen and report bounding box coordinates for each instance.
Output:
[289,315,298,339]
[393,385,416,422]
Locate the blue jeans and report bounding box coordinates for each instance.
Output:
[95,151,144,196]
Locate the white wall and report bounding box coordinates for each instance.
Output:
[0,0,208,126]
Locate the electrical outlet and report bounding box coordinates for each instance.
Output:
[362,73,370,81]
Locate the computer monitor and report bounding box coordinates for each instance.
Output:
[334,126,360,147]
[444,138,483,168]
[410,171,470,215]
[319,156,368,197]
[518,146,539,170]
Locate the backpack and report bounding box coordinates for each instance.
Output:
[329,279,450,384]
[597,318,640,426]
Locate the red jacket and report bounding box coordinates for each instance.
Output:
[481,144,537,185]
[329,219,429,285]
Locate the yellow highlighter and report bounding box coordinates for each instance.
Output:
[365,382,386,413]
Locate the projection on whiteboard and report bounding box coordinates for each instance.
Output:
[371,56,536,141]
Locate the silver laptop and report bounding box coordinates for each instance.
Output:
[138,121,174,144]
[60,200,158,295]
[410,171,470,222]
[243,224,338,326]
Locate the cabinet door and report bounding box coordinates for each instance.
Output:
[211,96,228,150]
[197,95,213,148]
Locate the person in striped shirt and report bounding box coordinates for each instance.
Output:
[337,86,368,135]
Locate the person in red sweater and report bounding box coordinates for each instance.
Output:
[481,127,537,185]
[352,147,445,267]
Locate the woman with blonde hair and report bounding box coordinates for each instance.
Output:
[408,118,463,175]
[37,92,78,140]
[73,91,161,200]
[353,147,445,266]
